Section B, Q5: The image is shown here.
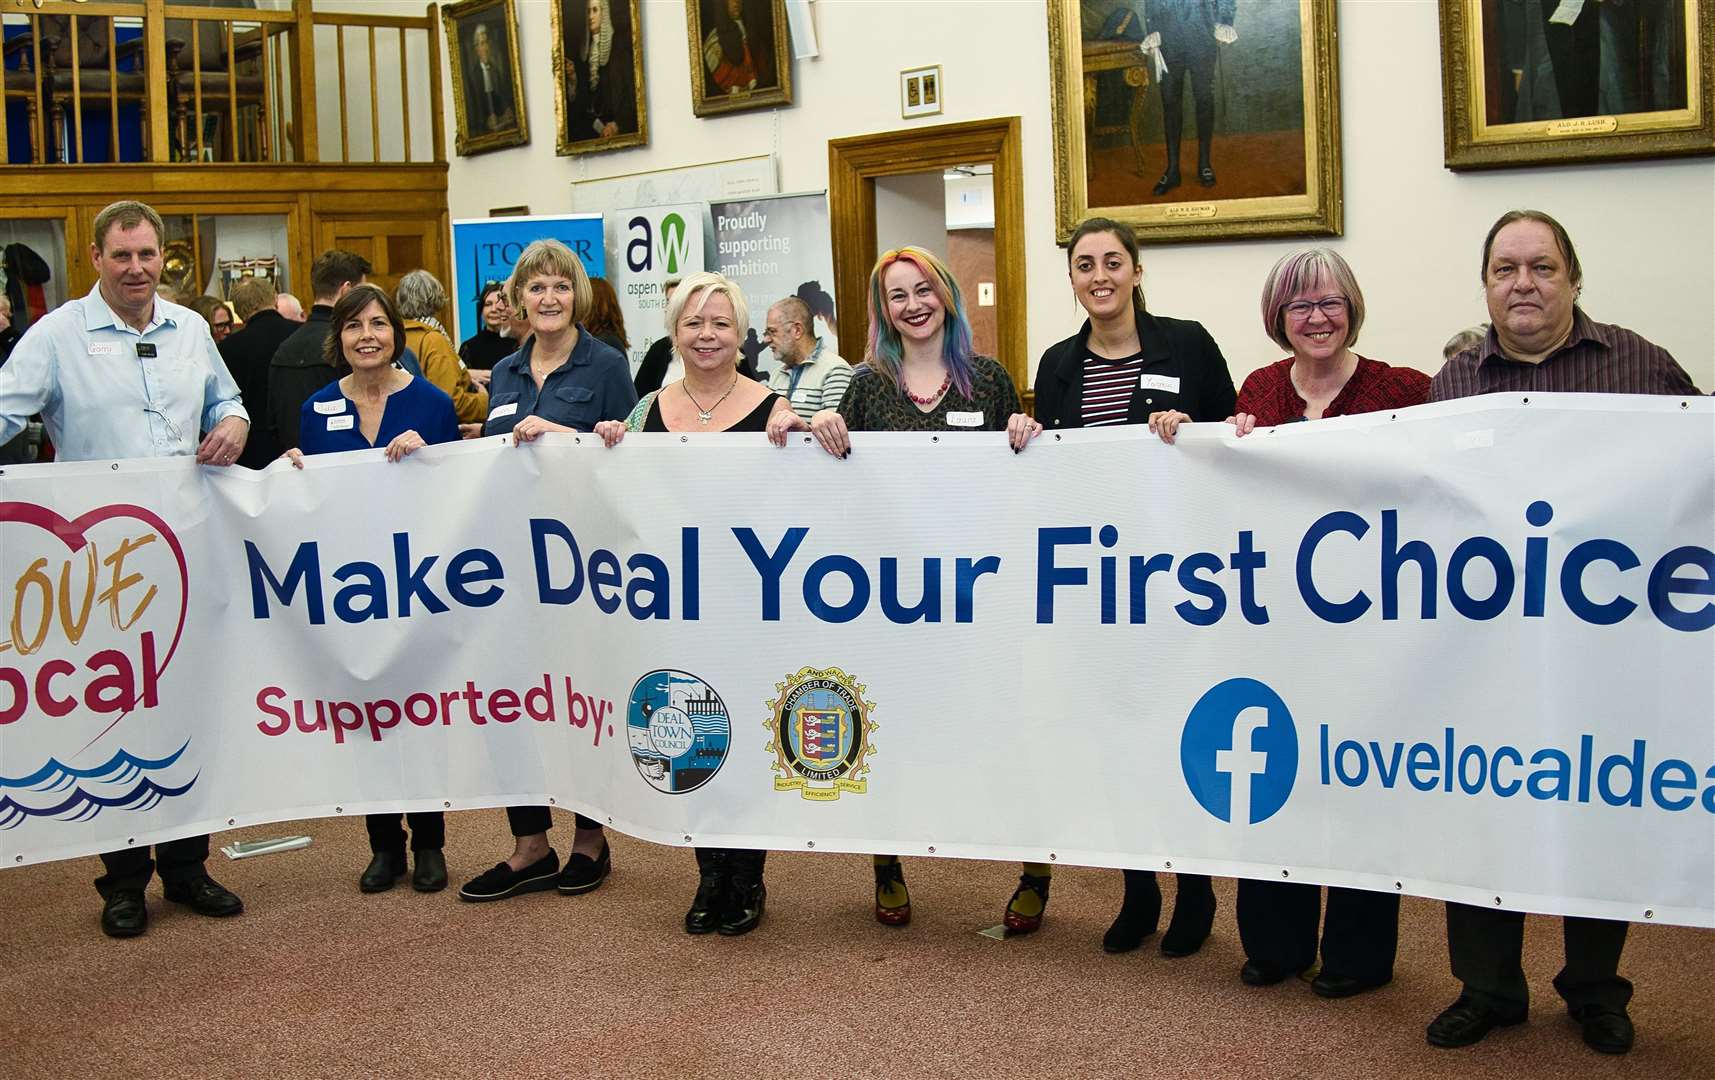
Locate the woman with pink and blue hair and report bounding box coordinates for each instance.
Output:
[774,245,1045,931]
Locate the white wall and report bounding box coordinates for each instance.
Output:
[328,0,1711,388]
[875,171,950,259]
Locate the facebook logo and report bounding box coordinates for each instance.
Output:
[1179,678,1298,824]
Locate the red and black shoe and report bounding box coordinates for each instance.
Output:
[1003,871,1052,934]
[873,856,911,927]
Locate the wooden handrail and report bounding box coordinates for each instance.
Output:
[313,12,434,30]
[163,5,295,24]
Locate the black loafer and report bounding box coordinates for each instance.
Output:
[100,889,148,938]
[458,850,560,902]
[1426,997,1526,1048]
[1572,1006,1634,1054]
[163,875,244,918]
[412,849,448,893]
[360,850,407,893]
[557,841,611,895]
[1239,961,1297,987]
[717,877,766,936]
[1311,971,1390,999]
[1151,169,1182,196]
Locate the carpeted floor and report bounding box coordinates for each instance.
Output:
[3,811,1710,1079]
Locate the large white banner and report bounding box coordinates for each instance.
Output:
[0,396,1710,927]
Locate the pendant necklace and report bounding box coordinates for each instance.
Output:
[684,372,739,424]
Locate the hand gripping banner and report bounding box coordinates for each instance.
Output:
[0,394,1709,927]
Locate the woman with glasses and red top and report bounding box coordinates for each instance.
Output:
[1227,247,1427,997]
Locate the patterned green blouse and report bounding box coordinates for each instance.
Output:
[837,356,1020,432]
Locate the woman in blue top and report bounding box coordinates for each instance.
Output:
[459,238,635,905]
[286,283,460,894]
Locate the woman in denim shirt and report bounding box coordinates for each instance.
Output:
[459,238,636,904]
[480,239,636,444]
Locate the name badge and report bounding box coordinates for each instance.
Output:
[313,399,347,415]
[135,343,157,359]
[88,343,120,357]
[946,411,984,428]
[326,415,355,432]
[488,402,519,420]
[1139,374,1180,394]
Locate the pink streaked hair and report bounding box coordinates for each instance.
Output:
[865,245,975,400]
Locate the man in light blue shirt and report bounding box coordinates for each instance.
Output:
[0,200,249,939]
[0,204,249,464]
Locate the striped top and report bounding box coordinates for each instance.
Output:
[1432,309,1700,400]
[765,338,854,421]
[1080,349,1149,427]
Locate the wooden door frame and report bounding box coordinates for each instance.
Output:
[828,117,1026,392]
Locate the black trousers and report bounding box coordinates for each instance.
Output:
[94,834,209,897]
[1120,867,1214,921]
[695,847,766,878]
[1158,36,1218,168]
[365,812,446,853]
[1446,902,1632,1013]
[1237,879,1399,983]
[506,805,599,836]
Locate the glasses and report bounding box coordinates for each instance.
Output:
[1284,297,1347,319]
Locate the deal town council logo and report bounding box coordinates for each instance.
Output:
[764,666,876,801]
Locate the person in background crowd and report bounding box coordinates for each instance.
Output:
[460,238,635,903]
[0,199,249,938]
[595,271,790,936]
[396,269,488,431]
[780,245,1041,931]
[763,295,852,420]
[1425,209,1701,1057]
[188,295,233,342]
[584,276,630,356]
[285,283,460,893]
[276,292,306,322]
[1031,216,1234,956]
[268,249,372,451]
[219,276,297,468]
[459,281,514,372]
[0,295,18,360]
[633,277,682,395]
[1225,248,1426,997]
[1442,324,1488,362]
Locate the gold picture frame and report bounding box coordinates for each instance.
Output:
[687,0,794,118]
[1438,0,1713,169]
[1047,0,1342,245]
[442,0,530,157]
[552,0,648,156]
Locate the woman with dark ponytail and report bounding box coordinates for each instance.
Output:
[1033,217,1236,957]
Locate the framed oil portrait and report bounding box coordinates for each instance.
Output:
[442,0,530,157]
[1438,0,1713,169]
[552,0,648,155]
[687,0,794,117]
[1046,0,1342,244]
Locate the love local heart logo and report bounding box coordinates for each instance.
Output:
[0,502,196,828]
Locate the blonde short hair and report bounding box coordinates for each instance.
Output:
[665,270,749,340]
[506,239,593,323]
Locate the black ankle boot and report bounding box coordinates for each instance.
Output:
[718,851,766,936]
[686,850,728,935]
[360,849,407,893]
[1160,874,1216,957]
[1103,868,1162,953]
